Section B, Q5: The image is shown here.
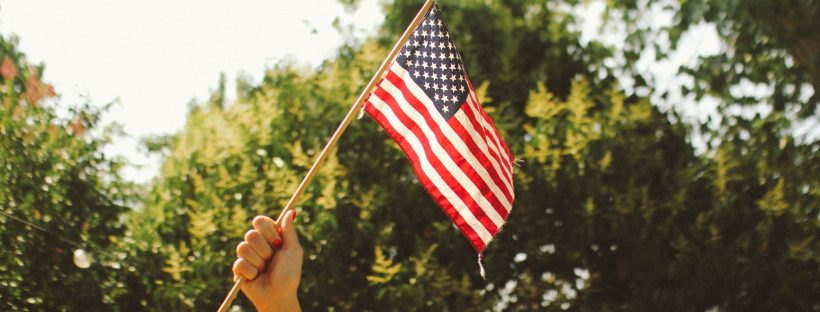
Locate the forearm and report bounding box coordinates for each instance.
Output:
[255,294,301,312]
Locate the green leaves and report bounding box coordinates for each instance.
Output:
[1,34,132,311]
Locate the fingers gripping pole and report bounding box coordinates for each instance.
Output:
[218,213,288,312]
[216,1,435,311]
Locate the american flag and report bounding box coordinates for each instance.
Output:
[364,4,514,253]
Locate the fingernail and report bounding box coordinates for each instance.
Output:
[292,210,298,222]
[277,226,283,236]
[272,239,283,248]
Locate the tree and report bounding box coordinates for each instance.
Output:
[603,0,819,118]
[3,0,815,310]
[0,34,133,310]
[378,1,820,310]
[119,0,820,309]
[115,40,500,309]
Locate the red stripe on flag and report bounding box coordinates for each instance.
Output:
[386,70,514,198]
[465,79,514,168]
[382,71,513,215]
[446,113,514,203]
[467,99,514,178]
[371,85,502,232]
[365,98,488,252]
[456,98,514,186]
[452,107,515,193]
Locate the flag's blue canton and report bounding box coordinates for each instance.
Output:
[395,4,468,120]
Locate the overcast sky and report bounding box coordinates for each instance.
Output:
[1,0,383,182]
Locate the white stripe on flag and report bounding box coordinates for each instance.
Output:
[389,65,514,209]
[453,98,514,191]
[378,75,507,225]
[368,95,493,244]
[466,94,514,175]
[452,109,515,201]
[381,75,512,213]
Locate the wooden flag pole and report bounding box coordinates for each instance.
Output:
[216,1,435,310]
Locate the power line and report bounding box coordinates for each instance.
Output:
[0,208,83,247]
[0,208,130,269]
[0,207,131,261]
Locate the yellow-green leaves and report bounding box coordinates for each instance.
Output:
[525,82,562,120]
[757,179,789,216]
[474,81,493,106]
[523,78,638,178]
[163,243,191,282]
[188,209,216,245]
[367,246,402,285]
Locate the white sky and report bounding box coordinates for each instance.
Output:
[0,0,383,183]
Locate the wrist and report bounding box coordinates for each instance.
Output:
[256,293,300,312]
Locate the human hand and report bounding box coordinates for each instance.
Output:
[232,210,303,312]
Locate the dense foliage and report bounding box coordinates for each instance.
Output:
[0,35,132,310]
[1,0,817,311]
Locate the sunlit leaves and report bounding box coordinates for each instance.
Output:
[163,243,191,282]
[366,246,401,285]
[525,82,563,120]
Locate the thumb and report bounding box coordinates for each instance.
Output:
[278,209,300,248]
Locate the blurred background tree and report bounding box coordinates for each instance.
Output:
[0,34,135,310]
[1,0,817,311]
[604,0,819,118]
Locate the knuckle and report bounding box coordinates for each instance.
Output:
[245,230,261,242]
[260,224,279,242]
[252,215,266,228]
[233,259,256,279]
[241,262,258,279]
[244,229,257,241]
[236,242,250,256]
[231,258,243,271]
[259,241,273,254]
